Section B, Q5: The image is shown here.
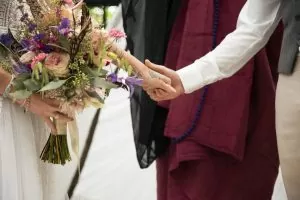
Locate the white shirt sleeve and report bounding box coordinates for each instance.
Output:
[177,0,284,94]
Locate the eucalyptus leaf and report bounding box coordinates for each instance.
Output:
[92,77,118,89]
[39,80,67,92]
[23,79,41,91]
[10,90,32,100]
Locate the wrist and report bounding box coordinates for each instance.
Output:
[179,83,185,95]
[2,75,15,98]
[15,96,32,112]
[0,73,12,96]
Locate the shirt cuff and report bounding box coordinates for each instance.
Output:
[177,52,221,94]
[176,63,204,94]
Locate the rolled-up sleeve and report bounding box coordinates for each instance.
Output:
[177,0,284,93]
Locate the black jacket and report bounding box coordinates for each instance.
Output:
[86,0,181,168]
[85,0,120,6]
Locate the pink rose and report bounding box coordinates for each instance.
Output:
[108,28,127,39]
[31,53,48,68]
[44,52,70,77]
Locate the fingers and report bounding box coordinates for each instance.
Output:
[147,90,160,102]
[145,59,166,75]
[46,99,61,107]
[156,89,168,97]
[145,59,172,85]
[143,78,176,93]
[43,117,57,134]
[152,79,177,94]
[48,111,73,122]
[146,89,172,102]
[149,70,171,84]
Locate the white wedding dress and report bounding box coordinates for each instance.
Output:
[0,1,76,200]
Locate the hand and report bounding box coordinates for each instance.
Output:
[16,94,73,133]
[144,60,185,101]
[140,65,176,93]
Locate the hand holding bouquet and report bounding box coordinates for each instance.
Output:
[0,0,174,165]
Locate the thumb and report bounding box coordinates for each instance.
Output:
[145,59,168,75]
[43,117,57,134]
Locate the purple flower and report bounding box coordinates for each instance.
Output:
[125,76,143,86]
[58,18,71,36]
[107,73,143,97]
[20,39,31,49]
[125,76,143,97]
[33,33,45,41]
[107,73,119,83]
[60,18,71,29]
[20,39,36,51]
[28,23,37,32]
[13,63,32,74]
[40,44,53,53]
[0,33,13,47]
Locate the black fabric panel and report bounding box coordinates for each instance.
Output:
[127,0,181,168]
[85,0,121,6]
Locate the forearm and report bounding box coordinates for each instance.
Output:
[177,0,284,93]
[0,68,12,95]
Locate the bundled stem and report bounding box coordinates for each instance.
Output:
[40,120,71,165]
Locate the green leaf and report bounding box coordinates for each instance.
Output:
[39,80,67,92]
[82,67,107,77]
[9,90,32,99]
[12,74,31,90]
[58,35,71,51]
[16,73,31,80]
[92,77,118,89]
[86,90,105,104]
[0,42,11,56]
[23,79,41,91]
[47,43,69,53]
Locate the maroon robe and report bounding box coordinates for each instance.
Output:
[156,0,283,199]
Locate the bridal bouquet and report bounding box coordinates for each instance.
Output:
[0,0,145,165]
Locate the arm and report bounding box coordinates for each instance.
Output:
[177,0,284,93]
[0,68,12,95]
